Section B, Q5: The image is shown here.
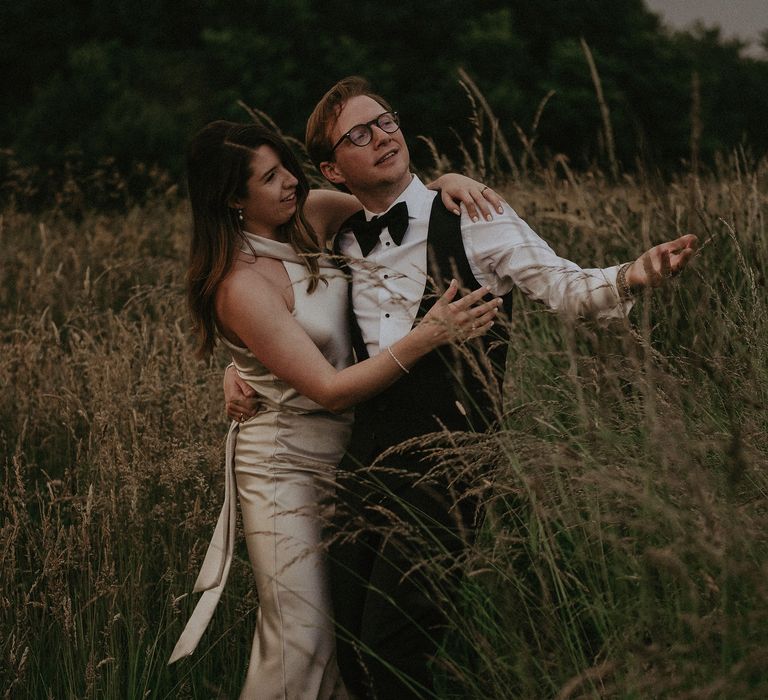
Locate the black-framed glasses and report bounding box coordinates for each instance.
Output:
[331,112,400,152]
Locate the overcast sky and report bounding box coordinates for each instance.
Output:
[645,0,768,56]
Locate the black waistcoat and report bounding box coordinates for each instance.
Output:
[339,195,513,468]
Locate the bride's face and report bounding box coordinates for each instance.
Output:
[234,146,300,237]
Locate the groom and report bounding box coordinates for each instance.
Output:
[228,76,697,697]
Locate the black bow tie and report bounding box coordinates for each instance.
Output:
[347,201,409,256]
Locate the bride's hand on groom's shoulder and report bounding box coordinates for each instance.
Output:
[428,173,505,222]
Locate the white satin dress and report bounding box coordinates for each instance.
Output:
[169,232,353,700]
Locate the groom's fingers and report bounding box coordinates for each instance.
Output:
[668,233,699,252]
[234,372,257,397]
[226,397,262,421]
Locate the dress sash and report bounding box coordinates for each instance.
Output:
[168,421,239,664]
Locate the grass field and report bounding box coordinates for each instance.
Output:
[2,152,767,698]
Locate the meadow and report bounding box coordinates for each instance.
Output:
[1,148,767,698]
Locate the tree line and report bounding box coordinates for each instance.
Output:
[2,0,767,205]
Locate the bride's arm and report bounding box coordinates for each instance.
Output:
[303,176,503,246]
[303,189,360,246]
[218,274,500,415]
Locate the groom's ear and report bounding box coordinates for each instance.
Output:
[319,160,345,186]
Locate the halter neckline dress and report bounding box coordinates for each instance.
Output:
[170,232,353,700]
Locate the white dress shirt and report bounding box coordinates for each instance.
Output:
[337,176,632,357]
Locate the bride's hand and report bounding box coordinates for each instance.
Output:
[428,174,505,222]
[419,279,502,345]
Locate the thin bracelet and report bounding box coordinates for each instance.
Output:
[616,262,634,300]
[386,346,410,374]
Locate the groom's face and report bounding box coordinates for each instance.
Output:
[320,95,410,196]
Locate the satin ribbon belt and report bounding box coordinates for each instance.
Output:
[168,421,239,664]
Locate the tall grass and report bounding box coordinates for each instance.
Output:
[1,200,260,697]
[374,152,768,698]
[2,144,767,698]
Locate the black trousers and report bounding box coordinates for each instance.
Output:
[329,454,478,700]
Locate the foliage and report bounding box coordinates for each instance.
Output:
[421,154,768,697]
[2,0,768,206]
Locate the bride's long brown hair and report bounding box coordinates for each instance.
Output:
[186,121,322,357]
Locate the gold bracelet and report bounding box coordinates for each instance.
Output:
[616,262,634,300]
[386,346,409,374]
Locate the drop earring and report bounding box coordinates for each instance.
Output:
[237,208,244,223]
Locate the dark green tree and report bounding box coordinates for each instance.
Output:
[2,0,767,206]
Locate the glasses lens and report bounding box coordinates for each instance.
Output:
[378,112,399,133]
[347,125,373,146]
[340,113,399,149]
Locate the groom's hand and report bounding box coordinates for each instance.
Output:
[224,365,261,423]
[626,233,698,290]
